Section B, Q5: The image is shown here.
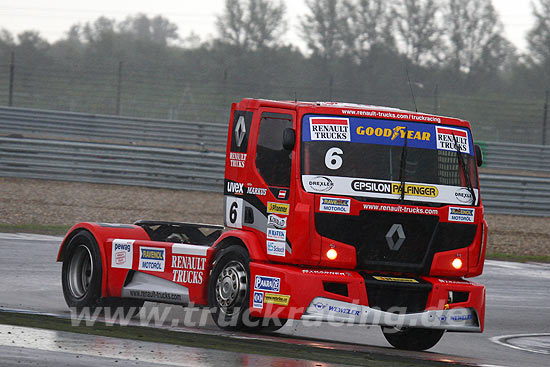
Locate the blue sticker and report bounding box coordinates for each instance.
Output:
[302,115,473,156]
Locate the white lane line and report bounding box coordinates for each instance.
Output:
[490,333,550,355]
[0,233,63,241]
[485,261,522,269]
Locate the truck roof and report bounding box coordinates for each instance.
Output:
[236,98,471,128]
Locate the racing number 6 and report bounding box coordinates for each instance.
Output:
[229,202,238,223]
[325,147,343,170]
[225,197,243,228]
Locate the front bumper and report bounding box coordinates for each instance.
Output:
[249,262,485,332]
[302,297,480,332]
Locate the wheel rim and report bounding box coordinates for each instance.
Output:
[68,244,93,299]
[215,260,248,316]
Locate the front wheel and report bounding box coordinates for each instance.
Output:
[382,327,445,351]
[208,245,251,330]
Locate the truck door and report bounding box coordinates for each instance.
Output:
[249,109,297,261]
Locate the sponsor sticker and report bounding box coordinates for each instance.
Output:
[455,188,474,204]
[355,125,431,143]
[264,293,290,306]
[227,181,244,195]
[448,207,475,223]
[278,189,288,200]
[391,183,438,198]
[267,228,286,241]
[171,254,207,284]
[302,269,350,276]
[267,202,290,215]
[436,126,470,154]
[253,291,264,309]
[267,240,286,257]
[229,152,247,168]
[267,214,287,229]
[309,117,351,141]
[352,180,392,194]
[111,239,134,269]
[138,246,165,272]
[308,176,334,192]
[254,275,280,292]
[373,276,419,283]
[247,187,267,196]
[319,197,351,213]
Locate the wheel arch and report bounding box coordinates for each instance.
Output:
[213,230,266,262]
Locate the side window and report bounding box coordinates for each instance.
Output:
[255,113,293,188]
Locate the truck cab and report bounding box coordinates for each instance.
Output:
[222,98,486,350]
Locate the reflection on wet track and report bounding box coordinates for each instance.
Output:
[0,324,343,367]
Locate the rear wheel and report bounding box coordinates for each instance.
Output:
[62,230,102,310]
[382,326,445,351]
[62,230,143,318]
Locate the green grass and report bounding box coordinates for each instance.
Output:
[0,311,459,367]
[0,223,71,236]
[486,252,550,263]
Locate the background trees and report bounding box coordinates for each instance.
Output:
[215,0,287,50]
[0,0,548,143]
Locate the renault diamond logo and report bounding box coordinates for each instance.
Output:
[385,224,406,251]
[234,116,246,147]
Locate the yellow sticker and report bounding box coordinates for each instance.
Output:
[264,293,290,306]
[373,276,419,283]
[267,202,290,215]
[391,183,438,198]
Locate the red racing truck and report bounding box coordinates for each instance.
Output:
[57,99,487,351]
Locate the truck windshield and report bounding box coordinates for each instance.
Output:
[301,114,479,206]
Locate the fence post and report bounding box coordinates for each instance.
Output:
[434,84,439,114]
[116,61,122,115]
[8,52,14,107]
[543,89,549,146]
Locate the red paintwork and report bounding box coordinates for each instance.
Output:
[58,99,486,330]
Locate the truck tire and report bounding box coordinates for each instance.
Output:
[62,230,143,318]
[61,230,103,310]
[208,245,287,331]
[208,245,252,330]
[382,326,445,351]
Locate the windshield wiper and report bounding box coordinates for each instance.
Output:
[451,133,476,205]
[398,127,408,203]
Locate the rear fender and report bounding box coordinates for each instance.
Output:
[57,222,151,297]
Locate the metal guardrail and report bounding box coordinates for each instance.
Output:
[0,106,227,151]
[0,137,225,192]
[481,141,550,172]
[2,106,550,216]
[479,173,550,216]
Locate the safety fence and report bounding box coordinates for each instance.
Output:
[2,107,550,216]
[0,106,227,151]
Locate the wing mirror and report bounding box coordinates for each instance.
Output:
[474,144,483,167]
[283,128,296,151]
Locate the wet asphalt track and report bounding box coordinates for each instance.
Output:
[0,232,549,367]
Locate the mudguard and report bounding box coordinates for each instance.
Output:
[57,222,151,298]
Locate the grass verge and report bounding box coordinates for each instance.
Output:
[0,311,461,367]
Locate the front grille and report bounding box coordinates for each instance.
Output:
[362,273,432,313]
[315,211,476,273]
